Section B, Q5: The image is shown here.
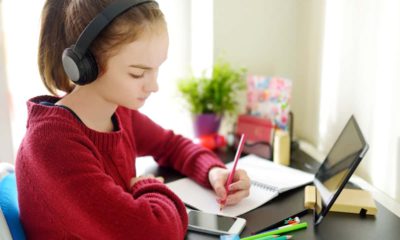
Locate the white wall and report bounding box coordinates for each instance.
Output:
[0,2,14,163]
[213,0,325,145]
[2,0,47,160]
[141,0,195,137]
[213,0,400,205]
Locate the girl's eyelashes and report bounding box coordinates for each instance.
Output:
[129,72,145,79]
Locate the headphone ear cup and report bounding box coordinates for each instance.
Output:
[78,51,99,85]
[62,47,98,85]
[62,47,81,83]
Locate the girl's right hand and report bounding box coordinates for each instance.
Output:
[130,174,164,188]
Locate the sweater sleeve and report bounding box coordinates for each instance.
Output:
[130,111,226,187]
[19,124,188,240]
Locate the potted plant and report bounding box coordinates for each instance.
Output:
[178,60,247,137]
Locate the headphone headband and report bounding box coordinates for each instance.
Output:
[73,0,155,58]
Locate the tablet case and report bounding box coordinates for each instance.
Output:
[304,185,377,216]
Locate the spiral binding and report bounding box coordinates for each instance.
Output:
[251,180,279,192]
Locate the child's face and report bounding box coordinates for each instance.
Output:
[94,24,168,110]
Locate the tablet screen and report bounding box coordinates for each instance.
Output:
[313,116,368,225]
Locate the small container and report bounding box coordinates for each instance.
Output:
[273,129,290,166]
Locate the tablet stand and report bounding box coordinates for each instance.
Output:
[304,186,377,216]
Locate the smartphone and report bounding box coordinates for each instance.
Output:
[187,209,246,235]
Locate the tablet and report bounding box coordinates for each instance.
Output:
[313,115,369,226]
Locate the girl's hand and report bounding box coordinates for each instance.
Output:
[130,174,164,188]
[208,167,250,206]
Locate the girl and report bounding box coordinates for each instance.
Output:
[15,0,250,239]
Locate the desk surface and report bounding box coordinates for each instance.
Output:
[138,146,400,240]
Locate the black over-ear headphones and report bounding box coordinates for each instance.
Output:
[62,0,155,85]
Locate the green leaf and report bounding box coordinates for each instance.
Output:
[177,59,247,116]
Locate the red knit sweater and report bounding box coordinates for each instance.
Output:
[15,95,225,240]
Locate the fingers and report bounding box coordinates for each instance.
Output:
[214,185,227,202]
[224,189,250,206]
[213,179,228,202]
[208,167,228,200]
[229,169,251,191]
[224,169,251,206]
[228,179,250,193]
[232,169,250,182]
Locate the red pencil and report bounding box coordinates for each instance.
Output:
[220,133,246,210]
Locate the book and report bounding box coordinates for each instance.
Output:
[246,76,292,130]
[166,154,314,217]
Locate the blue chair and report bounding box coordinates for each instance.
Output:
[0,170,26,240]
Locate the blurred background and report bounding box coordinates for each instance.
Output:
[0,0,399,206]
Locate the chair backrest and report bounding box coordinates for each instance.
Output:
[0,166,26,240]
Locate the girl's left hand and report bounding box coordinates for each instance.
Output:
[208,167,250,206]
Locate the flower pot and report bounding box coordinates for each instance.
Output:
[193,113,222,137]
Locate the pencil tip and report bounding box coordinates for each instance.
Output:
[219,203,225,211]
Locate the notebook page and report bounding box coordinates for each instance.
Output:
[166,177,278,217]
[166,154,313,217]
[233,154,314,193]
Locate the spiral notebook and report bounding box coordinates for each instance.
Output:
[166,154,314,217]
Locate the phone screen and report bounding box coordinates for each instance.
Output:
[188,211,236,231]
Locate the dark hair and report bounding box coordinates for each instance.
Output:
[38,0,165,95]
